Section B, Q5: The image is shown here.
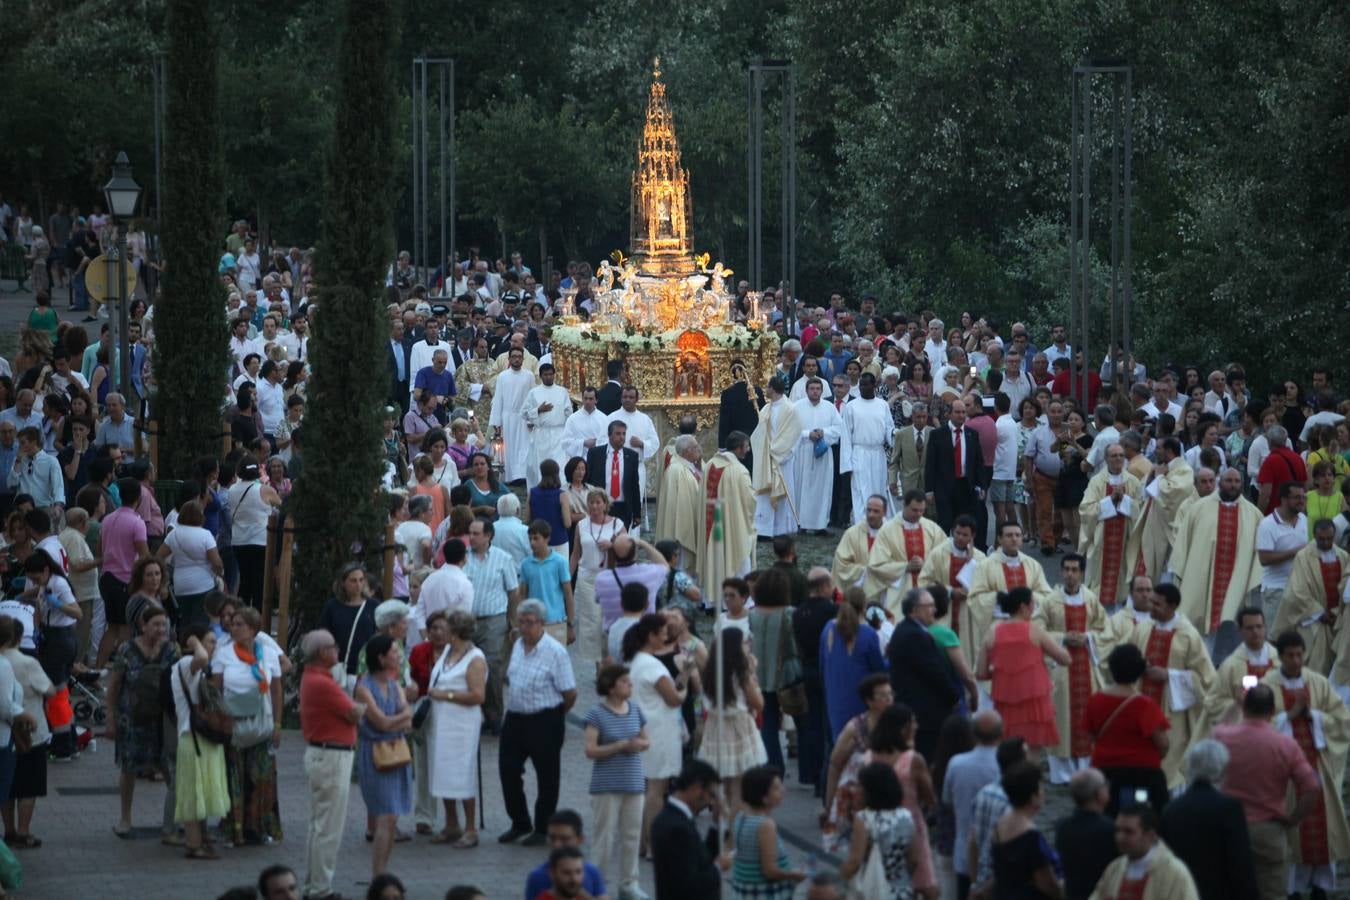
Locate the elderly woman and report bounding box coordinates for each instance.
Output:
[571,488,626,661]
[171,623,229,859]
[1086,643,1170,816]
[425,608,486,847]
[448,417,487,480]
[355,634,414,877]
[107,602,180,839]
[212,606,283,845]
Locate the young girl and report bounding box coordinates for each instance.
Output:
[718,576,753,637]
[652,540,702,619]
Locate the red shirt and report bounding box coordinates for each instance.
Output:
[1256,447,1308,514]
[1051,370,1103,409]
[299,663,357,746]
[1213,718,1319,823]
[1085,692,1169,769]
[408,640,439,695]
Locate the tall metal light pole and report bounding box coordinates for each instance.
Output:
[103,152,142,404]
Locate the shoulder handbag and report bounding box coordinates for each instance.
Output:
[229,692,273,748]
[1093,693,1141,742]
[372,736,412,772]
[179,663,233,752]
[848,822,889,900]
[330,600,368,695]
[412,645,452,732]
[774,611,808,717]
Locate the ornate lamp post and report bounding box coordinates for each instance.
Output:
[102,152,142,403]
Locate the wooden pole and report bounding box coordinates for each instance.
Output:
[275,527,295,644]
[382,521,395,600]
[222,419,231,459]
[260,516,278,627]
[147,419,159,474]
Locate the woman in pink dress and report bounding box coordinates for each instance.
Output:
[864,704,939,899]
[976,587,1071,753]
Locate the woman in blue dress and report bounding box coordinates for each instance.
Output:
[355,634,414,879]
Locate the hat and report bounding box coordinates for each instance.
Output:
[218,253,237,274]
[430,304,450,316]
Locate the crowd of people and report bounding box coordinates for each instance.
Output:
[0,203,1348,900]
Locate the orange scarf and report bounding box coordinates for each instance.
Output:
[233,639,270,694]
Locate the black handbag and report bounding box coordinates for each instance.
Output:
[180,664,233,752]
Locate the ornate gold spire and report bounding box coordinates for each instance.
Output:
[630,57,695,276]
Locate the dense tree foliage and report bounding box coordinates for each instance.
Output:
[288,0,401,618]
[4,0,1347,383]
[152,0,230,479]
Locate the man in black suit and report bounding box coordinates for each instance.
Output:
[887,587,960,761]
[924,398,989,547]
[1159,740,1258,900]
[1054,768,1122,900]
[596,359,626,415]
[651,760,728,900]
[718,361,763,475]
[585,420,642,530]
[387,319,412,413]
[449,326,475,370]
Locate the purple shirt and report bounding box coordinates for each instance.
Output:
[101,506,147,581]
[593,562,668,629]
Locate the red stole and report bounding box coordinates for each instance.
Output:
[1002,562,1027,590]
[1281,685,1330,865]
[1141,628,1176,707]
[1114,874,1150,900]
[1209,504,1240,633]
[704,465,726,538]
[902,525,927,587]
[866,533,875,553]
[1100,515,1128,599]
[1321,559,1342,611]
[1246,658,1273,680]
[948,555,967,636]
[1064,603,1093,757]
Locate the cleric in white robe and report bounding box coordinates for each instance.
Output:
[488,347,538,483]
[561,386,609,462]
[752,375,802,537]
[839,372,894,524]
[792,377,842,532]
[606,385,660,499]
[520,363,574,489]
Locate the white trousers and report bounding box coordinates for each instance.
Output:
[412,728,436,828]
[303,745,354,898]
[575,575,604,662]
[590,791,644,895]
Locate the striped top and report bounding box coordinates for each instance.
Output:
[583,700,647,794]
[465,545,519,616]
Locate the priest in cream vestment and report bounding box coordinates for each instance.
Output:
[654,435,706,578]
[919,516,986,663]
[1170,470,1263,641]
[1089,830,1200,900]
[1130,583,1216,790]
[1034,554,1112,784]
[967,521,1053,657]
[699,435,757,596]
[1077,445,1144,605]
[1200,605,1276,735]
[751,377,802,537]
[832,494,886,591]
[1130,438,1195,580]
[865,489,947,617]
[1262,635,1350,895]
[1274,521,1350,675]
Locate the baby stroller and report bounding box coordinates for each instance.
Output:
[70,669,108,726]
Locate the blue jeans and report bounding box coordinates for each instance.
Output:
[760,691,784,773]
[72,272,89,311]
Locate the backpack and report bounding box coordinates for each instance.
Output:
[129,653,169,726]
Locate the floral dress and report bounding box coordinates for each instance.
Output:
[860,807,916,899]
[824,711,873,854]
[112,639,180,774]
[1014,420,1037,505]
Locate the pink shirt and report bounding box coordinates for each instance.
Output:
[134,485,165,537]
[101,506,148,581]
[966,414,997,467]
[1213,718,1319,823]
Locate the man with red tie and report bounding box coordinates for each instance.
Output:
[924,396,988,545]
[584,420,642,532]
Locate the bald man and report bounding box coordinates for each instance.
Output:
[1055,768,1118,900]
[943,710,1004,896]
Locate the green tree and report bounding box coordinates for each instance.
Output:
[153,0,229,479]
[289,0,401,618]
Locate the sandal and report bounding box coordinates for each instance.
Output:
[185,845,219,860]
[452,831,478,849]
[9,835,40,849]
[429,828,464,845]
[161,832,187,847]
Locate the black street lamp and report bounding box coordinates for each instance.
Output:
[102,152,141,405]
